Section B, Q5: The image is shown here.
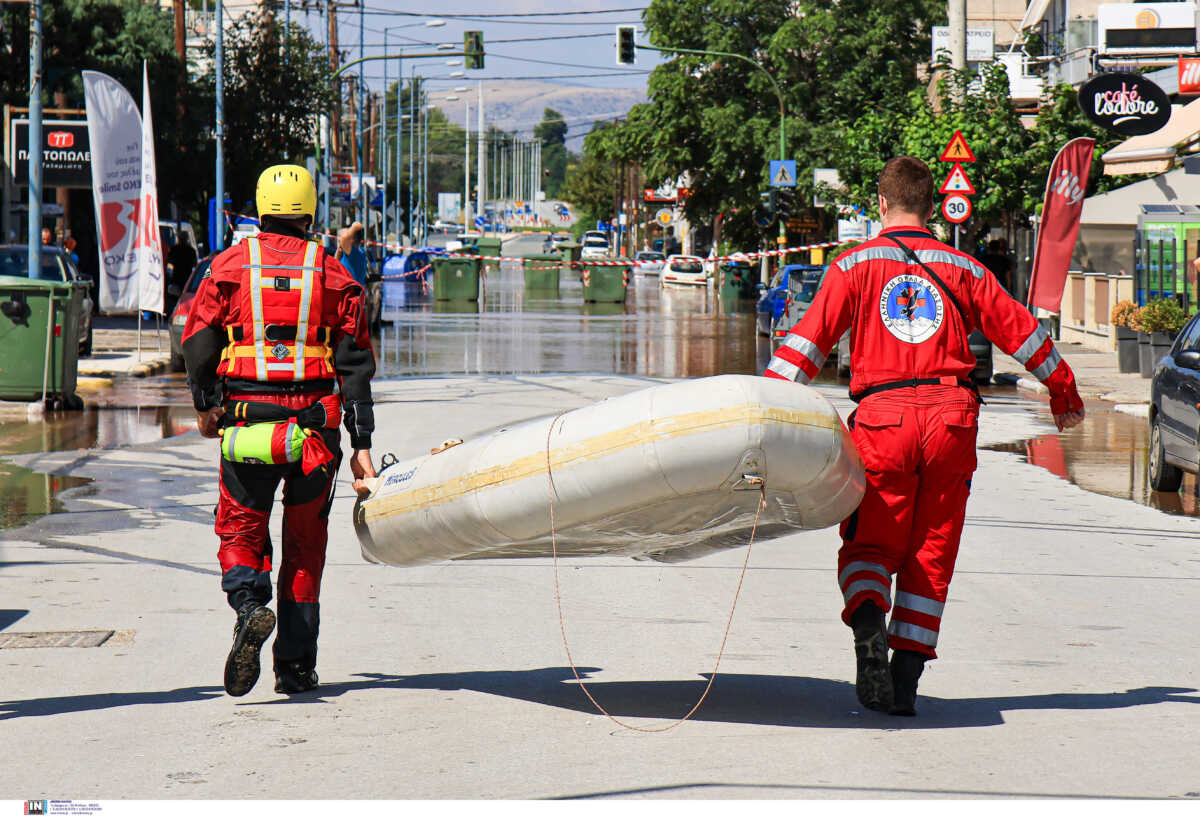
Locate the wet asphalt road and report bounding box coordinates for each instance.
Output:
[0,232,1187,528]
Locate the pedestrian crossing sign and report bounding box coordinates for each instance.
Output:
[939,130,976,163]
[770,159,797,187]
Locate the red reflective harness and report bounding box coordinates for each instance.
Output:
[216,236,336,383]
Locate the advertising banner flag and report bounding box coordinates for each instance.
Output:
[138,61,164,315]
[1027,138,1096,313]
[83,68,164,314]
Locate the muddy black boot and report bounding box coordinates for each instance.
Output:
[274,660,319,694]
[849,601,893,712]
[889,649,926,716]
[224,602,276,697]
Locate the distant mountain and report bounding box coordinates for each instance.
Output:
[432,81,646,149]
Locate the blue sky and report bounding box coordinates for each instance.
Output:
[274,0,664,94]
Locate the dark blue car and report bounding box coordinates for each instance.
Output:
[1149,312,1200,491]
[756,263,825,340]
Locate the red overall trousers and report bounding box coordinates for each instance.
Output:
[838,384,978,659]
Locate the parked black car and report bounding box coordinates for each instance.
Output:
[1149,312,1200,491]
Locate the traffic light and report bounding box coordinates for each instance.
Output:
[617,26,636,65]
[465,31,484,69]
[754,189,777,228]
[776,189,794,220]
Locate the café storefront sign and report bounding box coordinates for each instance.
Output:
[1077,73,1170,136]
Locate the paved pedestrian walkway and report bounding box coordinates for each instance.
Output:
[994,341,1150,410]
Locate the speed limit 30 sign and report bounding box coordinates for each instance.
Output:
[941,193,972,224]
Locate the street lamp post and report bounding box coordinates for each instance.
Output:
[214,0,225,252]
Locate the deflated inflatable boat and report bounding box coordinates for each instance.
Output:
[353,375,864,565]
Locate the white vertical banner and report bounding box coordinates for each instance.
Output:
[82,67,164,315]
[137,61,164,315]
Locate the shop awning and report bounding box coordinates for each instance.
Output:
[1101,97,1200,175]
[1080,167,1200,225]
[1018,0,1054,31]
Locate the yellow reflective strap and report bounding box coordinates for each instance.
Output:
[224,343,332,359]
[246,237,267,380]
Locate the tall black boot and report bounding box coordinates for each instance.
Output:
[849,600,893,712]
[889,649,926,716]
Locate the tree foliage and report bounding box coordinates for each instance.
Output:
[535,108,569,199]
[200,11,335,214]
[0,0,212,217]
[564,122,619,231]
[588,0,945,246]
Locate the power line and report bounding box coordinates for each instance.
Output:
[357,5,646,17]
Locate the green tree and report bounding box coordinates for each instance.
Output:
[564,122,619,230]
[534,108,569,199]
[199,11,335,214]
[0,0,213,219]
[835,65,1140,244]
[597,0,945,247]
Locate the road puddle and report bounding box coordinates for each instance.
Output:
[984,406,1200,518]
[375,260,771,378]
[0,406,196,530]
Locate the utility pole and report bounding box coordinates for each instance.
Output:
[328,0,340,160]
[464,97,471,230]
[477,82,484,232]
[408,69,415,243]
[357,0,365,229]
[173,0,186,63]
[28,0,42,278]
[214,0,225,252]
[949,0,967,72]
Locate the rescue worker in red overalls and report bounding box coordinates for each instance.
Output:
[183,164,377,697]
[764,157,1085,715]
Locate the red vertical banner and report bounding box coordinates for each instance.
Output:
[1027,138,1096,312]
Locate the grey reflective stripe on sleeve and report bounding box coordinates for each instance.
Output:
[893,590,945,618]
[889,619,939,647]
[783,334,828,369]
[915,249,986,279]
[1031,346,1064,381]
[842,578,890,606]
[767,357,802,382]
[1012,325,1051,366]
[838,560,891,588]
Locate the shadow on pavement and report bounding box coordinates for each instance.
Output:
[0,686,224,720]
[0,609,29,630]
[252,667,1200,728]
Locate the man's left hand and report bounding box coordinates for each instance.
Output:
[350,448,377,497]
[1054,408,1085,431]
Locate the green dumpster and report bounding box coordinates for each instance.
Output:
[717,261,758,300]
[476,236,504,275]
[522,253,561,295]
[432,255,481,301]
[582,259,630,303]
[0,275,84,404]
[557,242,582,280]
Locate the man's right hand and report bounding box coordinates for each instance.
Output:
[1054,407,1085,431]
[196,407,224,438]
[349,448,377,497]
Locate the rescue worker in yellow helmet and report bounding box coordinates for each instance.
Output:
[183,164,377,697]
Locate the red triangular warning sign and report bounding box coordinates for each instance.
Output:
[939,130,976,163]
[939,163,976,195]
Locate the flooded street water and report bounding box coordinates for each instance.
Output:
[0,232,1196,529]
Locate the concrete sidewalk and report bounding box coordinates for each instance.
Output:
[1,375,1197,799]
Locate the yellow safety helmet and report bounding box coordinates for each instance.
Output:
[255,164,317,219]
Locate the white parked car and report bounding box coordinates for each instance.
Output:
[581,232,610,260]
[660,254,707,286]
[634,250,665,275]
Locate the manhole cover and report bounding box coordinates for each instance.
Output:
[0,630,115,649]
